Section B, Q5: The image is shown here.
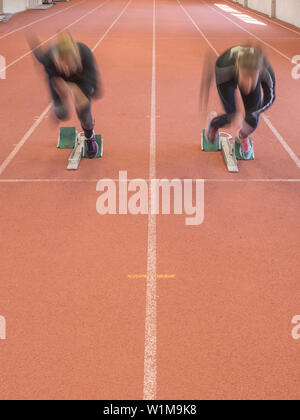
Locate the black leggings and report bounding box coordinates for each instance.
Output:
[211,80,262,131]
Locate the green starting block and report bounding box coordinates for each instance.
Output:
[201,129,255,173]
[234,137,255,160]
[201,129,221,152]
[82,134,103,159]
[58,126,77,149]
[58,127,103,170]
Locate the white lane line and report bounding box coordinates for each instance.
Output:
[203,178,300,182]
[0,0,85,41]
[92,0,132,52]
[1,178,300,183]
[0,0,132,177]
[177,0,300,169]
[143,0,157,401]
[0,179,100,183]
[262,115,300,168]
[178,0,218,55]
[224,0,300,37]
[0,104,52,176]
[201,0,292,61]
[0,0,110,75]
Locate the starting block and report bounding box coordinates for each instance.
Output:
[82,133,103,159]
[201,129,254,173]
[58,127,103,170]
[201,129,221,152]
[234,137,254,160]
[220,132,239,173]
[67,133,84,170]
[57,126,77,149]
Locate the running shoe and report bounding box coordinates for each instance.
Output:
[239,136,253,160]
[206,111,218,143]
[85,133,99,159]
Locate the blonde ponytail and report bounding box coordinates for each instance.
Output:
[235,46,263,72]
[55,30,81,69]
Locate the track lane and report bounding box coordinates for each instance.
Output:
[0,0,154,399]
[155,0,300,400]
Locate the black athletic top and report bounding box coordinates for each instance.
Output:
[34,42,101,100]
[216,46,275,117]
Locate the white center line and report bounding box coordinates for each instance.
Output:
[143,0,157,401]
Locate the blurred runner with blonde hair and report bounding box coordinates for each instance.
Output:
[204,45,276,159]
[29,30,102,159]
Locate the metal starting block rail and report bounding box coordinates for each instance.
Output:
[67,133,85,170]
[219,132,239,173]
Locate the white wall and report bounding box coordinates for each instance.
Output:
[230,0,300,27]
[248,0,272,16]
[27,0,43,7]
[3,0,27,13]
[276,0,300,28]
[232,0,272,16]
[2,0,42,13]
